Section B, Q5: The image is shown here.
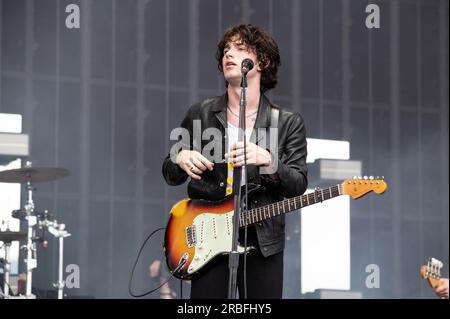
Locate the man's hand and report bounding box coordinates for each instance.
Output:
[435,278,449,299]
[225,142,272,167]
[176,150,214,180]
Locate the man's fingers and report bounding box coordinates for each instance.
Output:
[232,156,256,167]
[187,170,201,180]
[180,162,201,179]
[231,142,247,150]
[231,142,256,150]
[226,149,246,160]
[191,152,214,170]
[436,286,446,293]
[232,155,246,164]
[197,155,214,171]
[193,158,207,171]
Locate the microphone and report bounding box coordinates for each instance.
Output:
[241,58,254,74]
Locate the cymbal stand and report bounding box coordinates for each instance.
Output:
[40,215,71,299]
[23,178,37,299]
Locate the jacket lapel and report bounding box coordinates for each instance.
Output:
[250,94,271,143]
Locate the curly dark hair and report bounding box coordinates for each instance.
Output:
[216,24,281,92]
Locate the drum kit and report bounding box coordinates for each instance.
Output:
[0,162,71,299]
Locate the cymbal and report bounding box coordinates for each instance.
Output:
[0,167,70,184]
[0,231,27,243]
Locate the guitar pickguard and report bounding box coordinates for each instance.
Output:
[187,211,248,274]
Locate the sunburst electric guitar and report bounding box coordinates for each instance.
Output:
[165,177,388,280]
[420,257,444,289]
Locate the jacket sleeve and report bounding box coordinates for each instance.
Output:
[260,113,308,198]
[161,107,194,186]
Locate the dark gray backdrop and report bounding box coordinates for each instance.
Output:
[0,0,448,299]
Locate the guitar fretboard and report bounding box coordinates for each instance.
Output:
[239,184,342,227]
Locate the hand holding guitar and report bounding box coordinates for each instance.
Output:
[225,142,272,167]
[176,150,214,180]
[420,257,449,299]
[435,278,449,299]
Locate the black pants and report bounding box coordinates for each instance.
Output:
[190,248,284,299]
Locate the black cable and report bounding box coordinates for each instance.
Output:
[128,227,175,298]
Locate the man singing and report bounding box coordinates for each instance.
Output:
[162,24,308,299]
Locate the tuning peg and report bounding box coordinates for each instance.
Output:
[376,176,379,179]
[381,176,384,180]
[363,176,368,180]
[358,176,362,180]
[369,176,374,180]
[353,176,357,179]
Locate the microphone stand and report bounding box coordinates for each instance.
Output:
[227,70,249,299]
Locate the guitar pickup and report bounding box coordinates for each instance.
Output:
[185,225,197,248]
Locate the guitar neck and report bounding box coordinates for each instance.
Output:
[239,184,343,227]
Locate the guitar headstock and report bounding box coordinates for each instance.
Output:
[341,176,388,199]
[420,257,443,289]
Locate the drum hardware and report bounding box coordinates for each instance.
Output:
[0,230,27,243]
[0,162,71,299]
[0,241,12,298]
[37,211,71,299]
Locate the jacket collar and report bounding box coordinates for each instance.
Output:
[212,92,272,129]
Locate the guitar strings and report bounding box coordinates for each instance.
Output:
[239,185,341,226]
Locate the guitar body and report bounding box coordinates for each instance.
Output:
[164,196,249,280]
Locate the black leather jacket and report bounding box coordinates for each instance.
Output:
[162,93,308,257]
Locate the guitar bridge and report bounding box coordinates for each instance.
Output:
[185,225,197,248]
